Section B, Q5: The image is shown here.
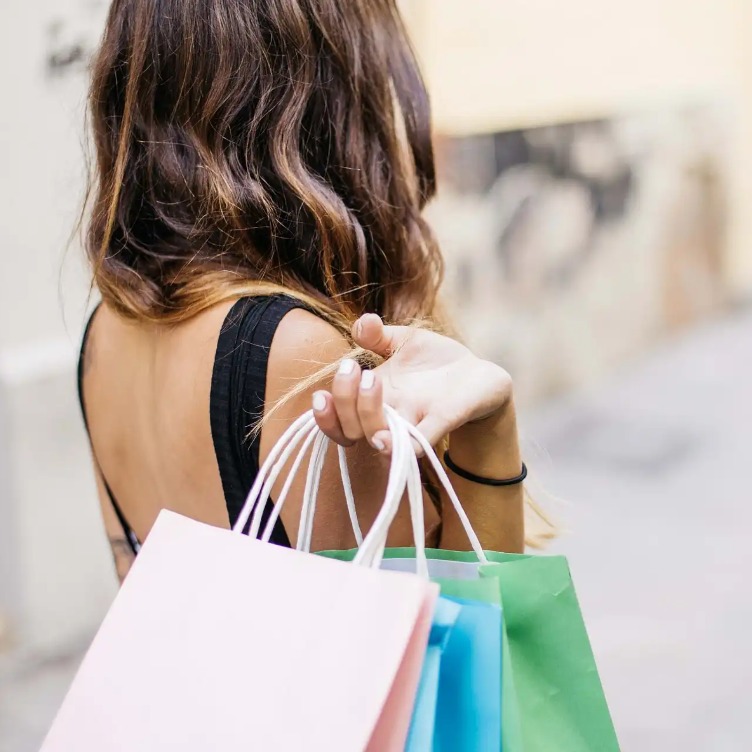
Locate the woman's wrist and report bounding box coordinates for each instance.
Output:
[447,397,522,480]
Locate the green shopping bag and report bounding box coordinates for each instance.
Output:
[481,554,619,752]
[324,547,619,752]
[271,407,618,751]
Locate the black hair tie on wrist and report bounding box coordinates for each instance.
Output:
[443,452,528,487]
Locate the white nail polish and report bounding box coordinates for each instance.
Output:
[372,437,386,452]
[360,370,375,390]
[338,359,356,375]
[312,393,327,412]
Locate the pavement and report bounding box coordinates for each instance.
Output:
[523,307,752,751]
[0,652,83,752]
[1,308,750,751]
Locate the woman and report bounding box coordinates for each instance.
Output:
[78,0,552,582]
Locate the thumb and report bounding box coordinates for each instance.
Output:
[353,313,411,357]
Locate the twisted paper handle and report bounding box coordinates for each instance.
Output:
[234,407,488,571]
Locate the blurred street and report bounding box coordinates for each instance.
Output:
[527,306,752,751]
[1,306,750,752]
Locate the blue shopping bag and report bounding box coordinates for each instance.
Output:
[434,596,503,752]
[407,596,502,751]
[406,598,461,750]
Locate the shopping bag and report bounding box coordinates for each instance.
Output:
[380,558,526,752]
[481,555,619,752]
[42,411,438,752]
[402,594,502,752]
[381,550,620,751]
[405,598,461,751]
[323,415,620,752]
[324,550,516,750]
[309,411,504,751]
[435,595,503,752]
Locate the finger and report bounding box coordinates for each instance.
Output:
[370,407,424,458]
[357,370,388,451]
[312,391,354,446]
[331,358,364,442]
[414,413,449,450]
[369,429,423,458]
[352,314,413,358]
[371,429,393,456]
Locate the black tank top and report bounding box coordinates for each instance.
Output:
[77,295,304,556]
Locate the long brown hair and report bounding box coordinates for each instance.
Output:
[85,0,555,547]
[86,0,442,327]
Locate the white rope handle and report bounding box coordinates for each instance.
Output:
[260,426,320,544]
[237,411,373,550]
[255,427,359,549]
[352,407,414,567]
[356,422,429,579]
[275,438,364,551]
[234,413,315,535]
[351,407,487,565]
[406,422,488,563]
[339,445,363,546]
[235,407,488,568]
[247,420,318,540]
[295,406,420,558]
[294,406,427,574]
[295,406,412,560]
[295,432,328,551]
[406,449,428,577]
[293,445,357,553]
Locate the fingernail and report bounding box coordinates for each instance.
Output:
[372,437,386,452]
[312,392,327,412]
[360,370,375,391]
[355,319,363,339]
[338,359,355,375]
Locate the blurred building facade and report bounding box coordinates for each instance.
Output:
[409,0,752,299]
[1,0,751,662]
[431,109,728,402]
[0,0,116,661]
[408,0,750,403]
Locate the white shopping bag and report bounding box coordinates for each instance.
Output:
[41,412,437,752]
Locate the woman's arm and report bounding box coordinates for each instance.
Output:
[260,309,441,552]
[306,313,526,552]
[441,400,525,553]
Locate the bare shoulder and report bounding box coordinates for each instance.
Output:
[261,307,349,461]
[267,307,350,383]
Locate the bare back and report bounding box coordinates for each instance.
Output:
[79,298,441,579]
[80,302,235,544]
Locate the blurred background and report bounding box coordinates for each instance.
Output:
[1,1,750,750]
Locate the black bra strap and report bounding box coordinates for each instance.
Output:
[77,304,141,555]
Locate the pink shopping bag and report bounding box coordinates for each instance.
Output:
[41,510,437,752]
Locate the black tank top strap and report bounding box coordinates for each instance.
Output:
[77,303,141,555]
[78,295,305,557]
[210,295,308,545]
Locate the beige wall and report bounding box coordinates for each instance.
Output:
[406,0,752,295]
[0,0,116,657]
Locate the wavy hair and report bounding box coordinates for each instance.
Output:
[85,0,555,547]
[87,0,442,326]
